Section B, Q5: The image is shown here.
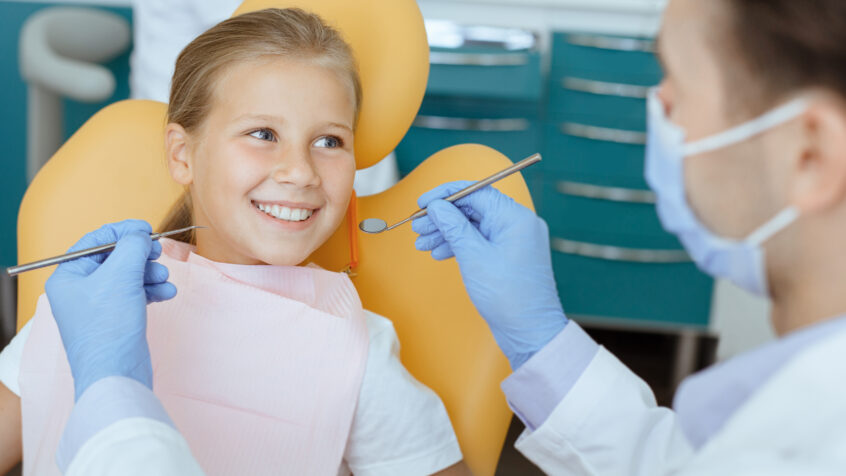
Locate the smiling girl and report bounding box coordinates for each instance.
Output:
[0,9,468,476]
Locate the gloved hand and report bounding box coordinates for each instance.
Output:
[45,219,177,400]
[413,182,568,370]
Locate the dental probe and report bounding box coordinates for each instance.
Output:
[359,153,542,234]
[6,225,206,277]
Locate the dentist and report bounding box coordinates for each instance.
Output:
[414,0,846,473]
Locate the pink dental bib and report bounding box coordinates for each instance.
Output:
[19,238,369,475]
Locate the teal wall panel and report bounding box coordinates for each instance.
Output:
[0,1,132,266]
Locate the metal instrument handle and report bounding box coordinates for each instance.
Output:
[405,153,542,223]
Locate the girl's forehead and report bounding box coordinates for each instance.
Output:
[206,58,356,121]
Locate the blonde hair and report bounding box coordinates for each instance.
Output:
[160,8,362,243]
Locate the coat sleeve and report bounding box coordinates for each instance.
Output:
[514,347,694,475]
[59,377,205,476]
[65,417,206,476]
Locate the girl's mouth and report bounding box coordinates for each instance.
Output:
[251,200,319,224]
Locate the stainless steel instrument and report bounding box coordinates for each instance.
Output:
[6,225,205,276]
[359,153,541,234]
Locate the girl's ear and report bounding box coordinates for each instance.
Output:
[165,123,194,185]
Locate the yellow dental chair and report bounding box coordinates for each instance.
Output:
[16,1,535,474]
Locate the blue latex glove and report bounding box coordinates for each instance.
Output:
[44,220,177,400]
[413,182,568,369]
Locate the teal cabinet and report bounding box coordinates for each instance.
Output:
[552,252,712,327]
[395,97,540,176]
[427,46,543,101]
[549,33,662,86]
[392,28,715,329]
[541,120,649,189]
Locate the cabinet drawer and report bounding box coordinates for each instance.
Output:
[551,32,662,86]
[428,47,543,101]
[425,20,542,100]
[395,115,539,176]
[551,247,713,327]
[537,180,679,250]
[548,76,648,128]
[540,121,648,189]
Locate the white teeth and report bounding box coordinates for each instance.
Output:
[254,202,314,222]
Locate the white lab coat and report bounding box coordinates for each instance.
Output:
[515,327,846,475]
[66,418,204,476]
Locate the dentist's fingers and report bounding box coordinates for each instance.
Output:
[148,240,163,261]
[145,282,178,303]
[417,181,475,208]
[429,242,455,261]
[415,232,446,252]
[144,261,169,285]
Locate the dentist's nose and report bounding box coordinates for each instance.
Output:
[270,146,321,188]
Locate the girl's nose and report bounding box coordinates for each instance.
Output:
[270,147,321,188]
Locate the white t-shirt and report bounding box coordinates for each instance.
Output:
[0,311,462,476]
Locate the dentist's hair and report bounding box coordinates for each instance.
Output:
[160,8,362,243]
[721,0,846,114]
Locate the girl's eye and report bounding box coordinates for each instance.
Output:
[313,136,343,149]
[249,128,276,142]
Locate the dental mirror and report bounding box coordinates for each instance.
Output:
[359,218,389,234]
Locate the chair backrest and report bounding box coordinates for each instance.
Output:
[16,2,536,474]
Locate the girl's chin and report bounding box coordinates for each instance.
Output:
[250,246,316,267]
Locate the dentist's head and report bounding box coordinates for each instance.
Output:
[652,0,846,333]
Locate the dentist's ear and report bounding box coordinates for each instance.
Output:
[165,123,194,186]
[791,99,846,214]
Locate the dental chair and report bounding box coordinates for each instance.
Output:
[15,1,535,474]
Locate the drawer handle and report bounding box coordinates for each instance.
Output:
[413,115,530,132]
[562,77,650,99]
[557,181,656,204]
[566,34,655,53]
[552,238,691,263]
[429,52,530,66]
[561,123,647,145]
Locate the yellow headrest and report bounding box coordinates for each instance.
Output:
[234,0,430,169]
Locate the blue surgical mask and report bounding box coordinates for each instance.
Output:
[645,89,806,297]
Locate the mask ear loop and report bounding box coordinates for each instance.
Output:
[342,191,359,277]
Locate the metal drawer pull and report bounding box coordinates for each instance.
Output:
[566,34,655,53]
[429,51,530,66]
[562,123,647,145]
[562,77,650,99]
[413,115,530,132]
[552,238,691,263]
[557,181,656,204]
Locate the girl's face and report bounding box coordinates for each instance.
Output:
[165,58,357,265]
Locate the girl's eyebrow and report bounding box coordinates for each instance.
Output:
[232,113,287,125]
[325,122,353,132]
[232,114,351,132]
